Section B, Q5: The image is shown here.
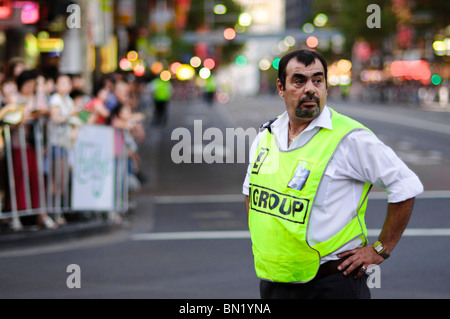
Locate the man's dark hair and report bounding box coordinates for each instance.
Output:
[278,49,328,89]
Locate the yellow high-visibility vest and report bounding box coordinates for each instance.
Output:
[248,108,372,283]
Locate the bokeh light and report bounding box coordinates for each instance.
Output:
[127,50,138,61]
[337,59,352,73]
[223,28,236,40]
[119,58,132,71]
[235,55,247,67]
[204,58,216,70]
[190,56,201,68]
[199,67,211,79]
[283,35,296,47]
[306,36,319,48]
[431,74,442,85]
[302,23,314,33]
[272,58,280,70]
[213,4,227,15]
[238,13,252,27]
[176,64,195,81]
[151,61,164,74]
[160,70,171,81]
[170,62,182,74]
[217,92,229,104]
[259,58,271,71]
[313,13,328,27]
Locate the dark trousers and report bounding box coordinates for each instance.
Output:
[153,100,168,126]
[260,272,371,299]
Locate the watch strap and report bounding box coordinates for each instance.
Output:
[373,241,390,259]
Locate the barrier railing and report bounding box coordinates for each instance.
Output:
[0,117,130,230]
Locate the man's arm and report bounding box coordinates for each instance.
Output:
[337,197,415,278]
[378,197,415,253]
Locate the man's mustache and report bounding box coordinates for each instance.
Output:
[298,95,320,106]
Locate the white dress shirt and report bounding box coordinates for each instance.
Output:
[243,106,424,263]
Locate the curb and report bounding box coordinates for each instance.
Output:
[0,219,115,250]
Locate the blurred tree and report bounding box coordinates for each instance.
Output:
[313,0,396,55]
[183,0,244,65]
[406,1,450,33]
[185,0,242,30]
[313,0,450,55]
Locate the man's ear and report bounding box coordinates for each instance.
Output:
[276,79,284,98]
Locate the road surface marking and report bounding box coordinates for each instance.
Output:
[334,105,450,135]
[152,190,450,204]
[153,194,244,204]
[131,230,250,241]
[131,228,450,241]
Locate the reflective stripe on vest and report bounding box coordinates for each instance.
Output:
[248,108,372,283]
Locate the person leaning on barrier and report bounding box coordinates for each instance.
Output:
[83,84,110,125]
[10,70,56,229]
[242,49,424,299]
[49,74,75,124]
[1,78,18,106]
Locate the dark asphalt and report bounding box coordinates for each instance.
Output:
[0,96,449,300]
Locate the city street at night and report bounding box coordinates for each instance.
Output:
[0,0,449,303]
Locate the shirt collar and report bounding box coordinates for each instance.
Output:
[271,105,333,132]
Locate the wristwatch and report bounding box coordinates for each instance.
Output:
[373,241,390,259]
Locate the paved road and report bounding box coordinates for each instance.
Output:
[0,95,449,300]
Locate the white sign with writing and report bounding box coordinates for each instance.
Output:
[71,125,115,211]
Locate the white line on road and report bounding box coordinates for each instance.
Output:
[152,190,450,204]
[369,190,450,199]
[333,105,450,135]
[131,228,450,241]
[368,228,450,237]
[131,230,250,241]
[153,194,244,204]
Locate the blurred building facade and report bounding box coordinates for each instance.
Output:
[0,0,447,107]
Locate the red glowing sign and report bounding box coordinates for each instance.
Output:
[0,0,12,19]
[390,60,431,84]
[21,1,39,24]
[12,1,39,24]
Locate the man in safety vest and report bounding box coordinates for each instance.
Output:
[151,76,173,126]
[243,50,423,299]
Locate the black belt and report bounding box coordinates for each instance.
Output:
[314,257,348,281]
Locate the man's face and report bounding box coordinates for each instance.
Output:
[277,58,327,123]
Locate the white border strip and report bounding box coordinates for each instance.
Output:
[131,228,450,241]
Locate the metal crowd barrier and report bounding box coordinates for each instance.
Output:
[0,118,130,230]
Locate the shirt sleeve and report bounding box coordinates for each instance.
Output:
[336,129,424,203]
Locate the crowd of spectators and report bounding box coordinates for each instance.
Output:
[0,57,147,231]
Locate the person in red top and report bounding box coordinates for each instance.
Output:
[84,84,110,125]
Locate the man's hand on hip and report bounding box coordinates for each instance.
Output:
[337,246,385,278]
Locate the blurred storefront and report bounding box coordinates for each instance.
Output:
[0,0,447,107]
[0,0,154,93]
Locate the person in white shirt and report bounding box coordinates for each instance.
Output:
[243,49,423,299]
[49,74,75,123]
[48,74,76,225]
